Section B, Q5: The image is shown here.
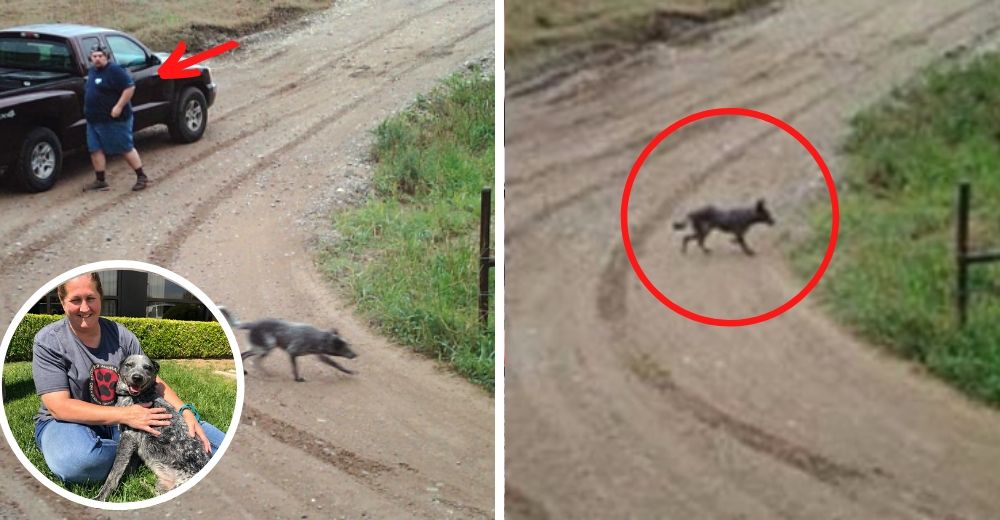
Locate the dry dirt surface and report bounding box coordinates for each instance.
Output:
[0,0,494,517]
[506,1,1000,519]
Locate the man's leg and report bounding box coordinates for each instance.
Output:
[84,125,109,191]
[35,420,118,484]
[122,149,147,191]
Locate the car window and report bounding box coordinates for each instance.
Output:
[106,35,147,69]
[0,38,72,72]
[81,36,99,61]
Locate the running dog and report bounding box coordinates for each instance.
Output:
[95,355,209,501]
[218,307,357,382]
[673,198,775,255]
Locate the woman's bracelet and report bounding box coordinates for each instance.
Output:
[177,403,202,422]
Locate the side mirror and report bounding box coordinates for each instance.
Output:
[146,54,161,66]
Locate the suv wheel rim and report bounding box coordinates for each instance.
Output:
[184,99,203,133]
[31,142,55,180]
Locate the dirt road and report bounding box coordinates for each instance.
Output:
[506,1,1000,518]
[0,0,494,517]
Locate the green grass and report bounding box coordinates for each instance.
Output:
[793,51,1000,404]
[322,66,495,392]
[1,360,236,503]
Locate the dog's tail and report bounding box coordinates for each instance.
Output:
[216,306,245,328]
[672,219,688,231]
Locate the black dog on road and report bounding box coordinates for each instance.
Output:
[673,198,775,256]
[218,307,357,382]
[96,355,209,501]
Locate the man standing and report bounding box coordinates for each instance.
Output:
[83,45,148,191]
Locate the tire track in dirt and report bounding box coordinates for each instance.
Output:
[628,355,865,486]
[211,0,466,125]
[626,355,970,520]
[241,405,492,518]
[504,8,885,198]
[3,460,105,520]
[241,405,393,482]
[148,20,492,265]
[504,1,888,194]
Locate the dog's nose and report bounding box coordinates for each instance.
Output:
[131,374,143,383]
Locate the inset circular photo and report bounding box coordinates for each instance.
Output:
[0,261,243,510]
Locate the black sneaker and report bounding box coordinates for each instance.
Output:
[131,175,148,191]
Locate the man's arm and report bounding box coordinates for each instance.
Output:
[111,86,135,118]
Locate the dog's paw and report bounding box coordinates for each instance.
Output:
[295,377,306,382]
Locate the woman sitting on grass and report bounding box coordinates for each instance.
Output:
[32,272,223,484]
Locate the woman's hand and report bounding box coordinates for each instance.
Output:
[182,410,212,454]
[121,402,172,435]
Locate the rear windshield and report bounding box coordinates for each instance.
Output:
[0,37,73,72]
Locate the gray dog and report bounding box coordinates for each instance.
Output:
[95,355,209,501]
[218,307,357,382]
[673,198,775,256]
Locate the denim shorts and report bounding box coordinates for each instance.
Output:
[86,115,134,155]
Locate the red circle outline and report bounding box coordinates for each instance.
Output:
[620,107,839,327]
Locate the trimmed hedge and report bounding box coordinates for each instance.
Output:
[6,315,231,362]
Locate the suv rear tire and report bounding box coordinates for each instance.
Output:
[168,87,208,143]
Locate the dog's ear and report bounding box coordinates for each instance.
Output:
[152,359,160,374]
[756,198,766,210]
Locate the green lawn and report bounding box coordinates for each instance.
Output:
[793,51,1000,404]
[322,66,495,392]
[2,360,236,502]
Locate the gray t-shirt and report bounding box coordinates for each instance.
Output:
[32,317,144,426]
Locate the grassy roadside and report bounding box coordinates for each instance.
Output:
[792,52,1000,404]
[505,0,771,80]
[0,0,333,51]
[1,360,236,502]
[321,66,495,392]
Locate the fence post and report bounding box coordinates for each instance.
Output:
[956,181,970,327]
[479,187,494,328]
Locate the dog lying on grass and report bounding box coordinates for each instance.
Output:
[673,198,775,256]
[218,307,357,382]
[95,355,209,501]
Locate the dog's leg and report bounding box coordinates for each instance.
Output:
[290,354,305,382]
[697,231,712,254]
[735,234,756,256]
[315,354,356,375]
[96,432,139,501]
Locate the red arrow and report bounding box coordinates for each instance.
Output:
[158,39,239,79]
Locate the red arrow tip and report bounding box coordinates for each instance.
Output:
[158,40,238,80]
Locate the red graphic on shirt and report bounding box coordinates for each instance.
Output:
[89,364,120,405]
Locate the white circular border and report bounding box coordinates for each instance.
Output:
[0,260,245,510]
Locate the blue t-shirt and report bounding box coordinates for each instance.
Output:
[32,317,144,426]
[84,63,134,124]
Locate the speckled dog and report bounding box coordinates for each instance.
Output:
[219,306,357,382]
[95,355,209,501]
